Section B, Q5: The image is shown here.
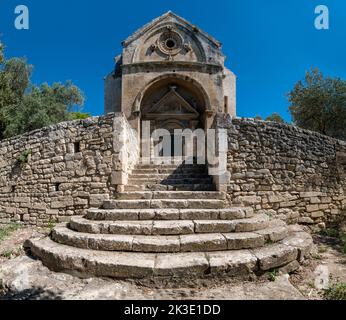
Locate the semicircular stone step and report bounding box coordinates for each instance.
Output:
[102,199,225,210]
[129,174,210,180]
[134,164,207,170]
[85,207,255,221]
[116,191,226,200]
[27,229,312,279]
[70,217,194,235]
[132,168,208,175]
[52,221,288,253]
[70,214,270,236]
[125,184,216,192]
[128,177,213,184]
[52,222,286,253]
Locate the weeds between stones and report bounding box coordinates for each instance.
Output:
[323,281,346,300]
[0,248,23,259]
[268,269,279,282]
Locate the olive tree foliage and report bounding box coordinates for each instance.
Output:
[265,113,285,124]
[0,42,88,140]
[254,113,286,123]
[288,68,346,140]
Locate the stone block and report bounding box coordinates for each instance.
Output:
[253,244,298,271]
[306,205,319,212]
[111,171,128,185]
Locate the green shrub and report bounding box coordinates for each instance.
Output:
[18,149,31,165]
[319,228,339,238]
[324,282,346,300]
[268,269,279,282]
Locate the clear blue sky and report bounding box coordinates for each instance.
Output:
[1,0,345,121]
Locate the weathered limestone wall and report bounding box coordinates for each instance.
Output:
[0,113,138,226]
[216,114,346,226]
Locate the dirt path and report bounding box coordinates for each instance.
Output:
[0,227,47,264]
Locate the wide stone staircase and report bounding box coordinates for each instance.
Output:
[27,162,313,280]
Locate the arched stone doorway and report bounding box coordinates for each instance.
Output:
[138,75,210,161]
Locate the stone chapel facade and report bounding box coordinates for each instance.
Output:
[104,11,236,136]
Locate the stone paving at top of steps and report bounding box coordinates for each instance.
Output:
[124,184,217,192]
[69,214,271,235]
[101,199,226,210]
[85,207,255,221]
[51,221,288,253]
[115,191,226,200]
[27,228,313,279]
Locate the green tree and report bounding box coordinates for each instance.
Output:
[0,42,88,139]
[288,68,346,140]
[265,113,285,123]
[69,111,92,120]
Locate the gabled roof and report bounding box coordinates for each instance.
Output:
[122,11,221,48]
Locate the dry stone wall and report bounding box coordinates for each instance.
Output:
[215,114,346,227]
[0,113,138,226]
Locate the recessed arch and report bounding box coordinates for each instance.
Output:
[133,74,212,116]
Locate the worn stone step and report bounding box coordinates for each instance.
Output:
[102,199,225,210]
[194,214,270,233]
[255,220,289,243]
[125,184,216,192]
[28,229,311,278]
[116,191,226,200]
[128,178,213,185]
[70,217,194,235]
[52,226,181,253]
[86,207,254,221]
[135,164,207,170]
[132,168,208,175]
[130,174,210,180]
[47,225,285,253]
[69,215,271,236]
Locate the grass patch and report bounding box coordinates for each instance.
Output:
[17,149,31,166]
[0,248,23,259]
[318,246,328,254]
[265,212,274,219]
[0,223,21,243]
[319,228,346,255]
[319,228,339,238]
[340,234,346,254]
[47,218,56,231]
[312,253,323,260]
[324,281,346,300]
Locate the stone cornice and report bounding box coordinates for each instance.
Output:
[121,61,223,75]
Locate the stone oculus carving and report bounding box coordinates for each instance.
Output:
[154,27,188,60]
